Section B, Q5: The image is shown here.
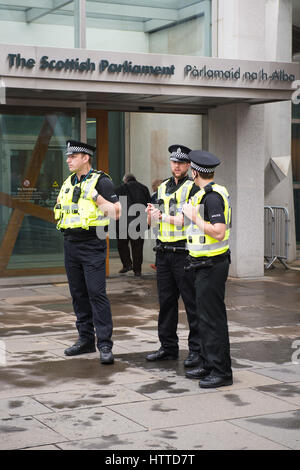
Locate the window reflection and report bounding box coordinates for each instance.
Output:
[0,110,80,271]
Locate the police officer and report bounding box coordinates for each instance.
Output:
[182,150,233,388]
[54,140,121,364]
[146,145,202,367]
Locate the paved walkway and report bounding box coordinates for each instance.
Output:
[0,262,300,451]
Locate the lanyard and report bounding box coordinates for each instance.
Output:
[74,168,93,185]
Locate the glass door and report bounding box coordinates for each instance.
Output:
[0,108,80,276]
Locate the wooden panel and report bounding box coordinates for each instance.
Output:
[2,267,66,277]
[87,109,109,173]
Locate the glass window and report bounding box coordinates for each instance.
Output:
[0,108,80,272]
[292,120,300,243]
[86,0,211,55]
[0,1,212,55]
[292,102,300,120]
[292,122,300,183]
[0,0,75,48]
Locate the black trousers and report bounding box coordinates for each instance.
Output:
[64,238,113,350]
[194,257,232,378]
[156,250,201,354]
[117,237,144,274]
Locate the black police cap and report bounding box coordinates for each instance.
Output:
[168,144,191,163]
[66,140,96,156]
[188,150,220,173]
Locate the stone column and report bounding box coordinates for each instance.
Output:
[209,103,265,278]
[209,0,295,277]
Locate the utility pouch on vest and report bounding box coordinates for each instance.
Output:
[54,204,62,220]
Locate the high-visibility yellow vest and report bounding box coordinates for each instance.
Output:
[186,183,231,257]
[157,178,194,243]
[54,171,110,230]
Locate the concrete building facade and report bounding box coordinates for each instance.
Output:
[0,0,299,278]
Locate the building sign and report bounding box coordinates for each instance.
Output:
[6,52,296,83]
[184,64,296,83]
[1,45,299,104]
[7,53,176,76]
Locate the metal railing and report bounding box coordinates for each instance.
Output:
[264,206,289,269]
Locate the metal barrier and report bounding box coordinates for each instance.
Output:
[264,206,289,269]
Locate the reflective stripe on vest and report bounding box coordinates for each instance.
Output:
[55,172,110,230]
[157,179,194,243]
[186,184,231,257]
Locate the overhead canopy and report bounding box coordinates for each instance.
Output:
[0,0,210,32]
[1,44,299,114]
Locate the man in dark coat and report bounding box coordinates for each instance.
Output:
[115,173,151,276]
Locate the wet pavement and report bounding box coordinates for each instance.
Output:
[0,263,300,451]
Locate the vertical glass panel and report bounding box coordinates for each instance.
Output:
[292,103,300,119]
[292,122,300,243]
[0,1,212,54]
[292,123,300,183]
[0,109,80,271]
[86,117,97,169]
[108,112,125,187]
[0,1,75,48]
[86,0,212,56]
[108,111,125,252]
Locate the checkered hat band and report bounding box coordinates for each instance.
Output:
[191,161,215,173]
[66,145,93,156]
[170,151,189,162]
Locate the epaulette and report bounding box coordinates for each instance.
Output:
[93,170,112,180]
[204,183,213,193]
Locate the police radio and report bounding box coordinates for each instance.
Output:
[157,199,165,214]
[72,186,81,203]
[169,196,177,216]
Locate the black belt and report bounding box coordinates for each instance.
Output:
[185,251,231,271]
[154,243,187,254]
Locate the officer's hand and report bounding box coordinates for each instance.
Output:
[182,202,195,221]
[145,203,154,214]
[172,214,184,226]
[150,208,162,221]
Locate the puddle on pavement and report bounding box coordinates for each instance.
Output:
[256,383,300,397]
[135,380,189,396]
[230,338,294,365]
[246,409,300,429]
[151,402,178,413]
[223,393,250,406]
[0,358,131,391]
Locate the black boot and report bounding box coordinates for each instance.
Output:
[119,265,133,273]
[183,351,202,368]
[185,367,211,379]
[100,346,114,364]
[146,348,178,361]
[64,339,96,356]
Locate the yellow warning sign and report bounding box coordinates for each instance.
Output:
[52,181,59,187]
